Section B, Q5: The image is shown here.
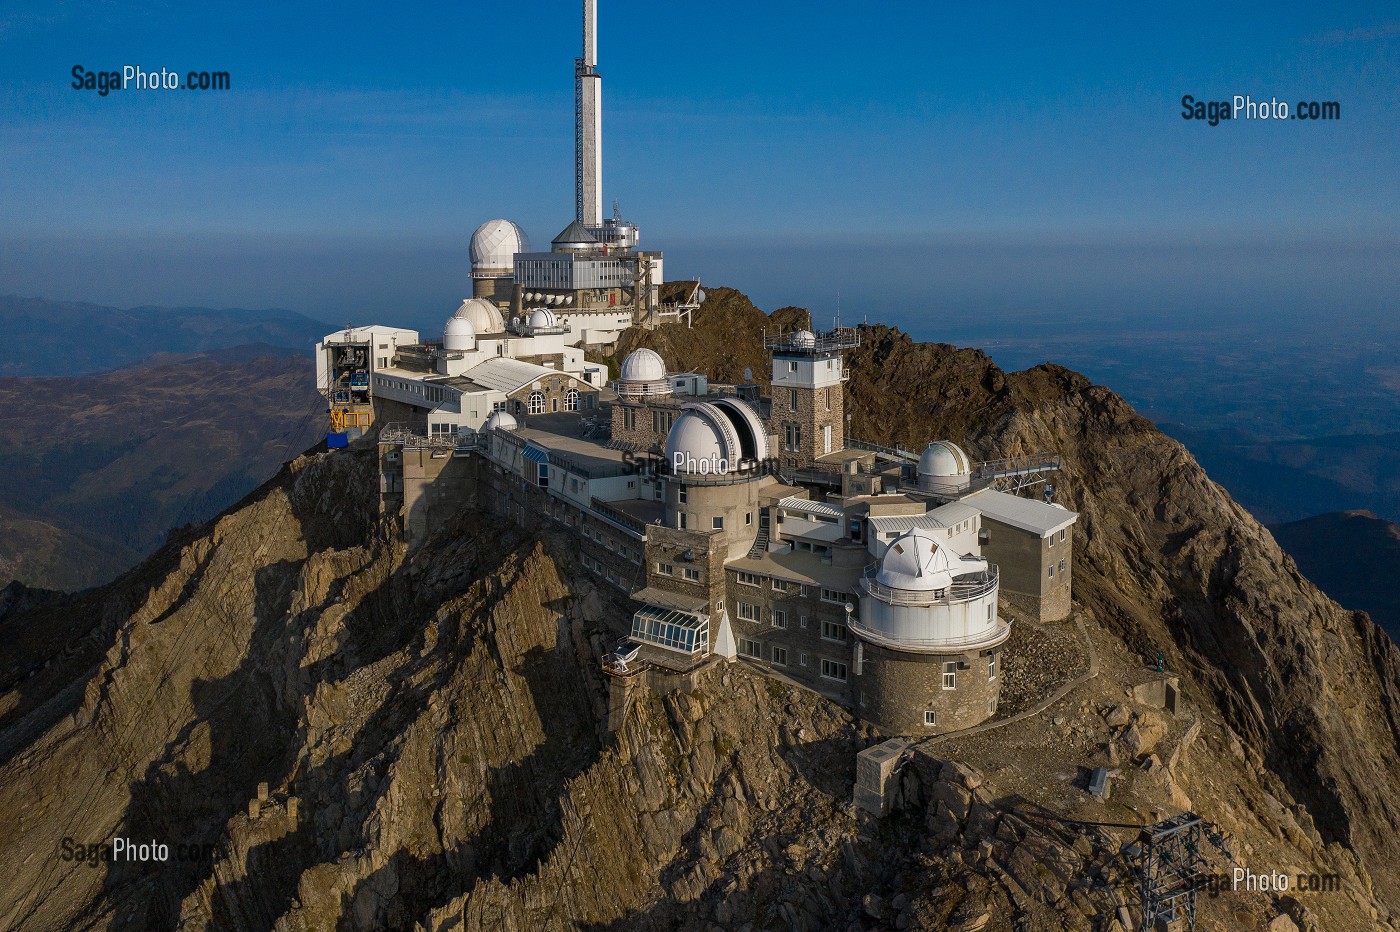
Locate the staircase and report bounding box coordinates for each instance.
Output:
[747,528,770,559]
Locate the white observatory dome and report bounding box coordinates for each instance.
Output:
[620,348,667,382]
[793,329,817,349]
[470,219,529,276]
[443,316,476,351]
[453,297,505,334]
[528,307,559,330]
[875,528,963,592]
[918,441,971,478]
[663,400,769,476]
[484,410,518,431]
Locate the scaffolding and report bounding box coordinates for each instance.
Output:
[1132,812,1232,931]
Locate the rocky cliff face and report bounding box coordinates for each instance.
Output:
[2,291,1398,931]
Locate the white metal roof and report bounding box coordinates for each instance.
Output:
[966,488,1077,537]
[778,496,842,520]
[867,501,980,535]
[459,357,580,395]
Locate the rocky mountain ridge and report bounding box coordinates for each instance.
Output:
[1,288,1397,930]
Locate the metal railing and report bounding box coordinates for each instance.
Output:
[857,564,998,606]
[377,422,461,450]
[763,327,861,355]
[974,453,1062,479]
[590,497,648,536]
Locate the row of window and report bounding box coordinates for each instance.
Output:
[1048,558,1067,578]
[526,389,581,415]
[655,563,701,582]
[736,639,848,682]
[1048,528,1068,547]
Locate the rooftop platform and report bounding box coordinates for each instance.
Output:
[727,546,864,592]
[511,414,634,478]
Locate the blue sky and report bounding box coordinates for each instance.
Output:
[1,1,1397,330]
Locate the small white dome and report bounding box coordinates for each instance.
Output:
[663,400,769,476]
[453,297,505,334]
[793,329,817,348]
[619,348,667,383]
[484,410,518,431]
[528,307,559,329]
[470,219,529,275]
[876,528,962,592]
[918,441,971,478]
[443,316,476,351]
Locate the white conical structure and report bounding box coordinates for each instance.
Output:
[712,606,737,662]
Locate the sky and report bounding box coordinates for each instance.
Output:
[1,0,1397,334]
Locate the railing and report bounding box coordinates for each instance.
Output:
[590,497,648,536]
[849,618,1011,654]
[846,437,919,462]
[857,564,998,606]
[974,453,1062,479]
[764,327,861,355]
[377,422,459,449]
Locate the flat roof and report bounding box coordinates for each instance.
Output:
[965,488,1077,537]
[632,586,709,613]
[727,548,864,591]
[781,516,846,544]
[512,418,633,477]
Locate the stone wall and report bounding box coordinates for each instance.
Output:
[725,569,856,703]
[855,639,1004,735]
[769,383,844,470]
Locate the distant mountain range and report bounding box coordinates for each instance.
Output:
[0,345,325,589]
[0,294,330,376]
[1160,423,1400,526]
[1271,510,1400,639]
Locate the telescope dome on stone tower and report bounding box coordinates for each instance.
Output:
[917,441,972,494]
[470,219,529,277]
[616,348,671,398]
[453,297,505,334]
[484,410,518,431]
[663,400,769,477]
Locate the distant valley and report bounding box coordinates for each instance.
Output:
[0,297,331,590]
[1271,511,1400,639]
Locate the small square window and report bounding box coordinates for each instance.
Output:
[713,516,724,530]
[924,710,937,726]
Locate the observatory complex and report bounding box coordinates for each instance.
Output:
[314,1,1078,736]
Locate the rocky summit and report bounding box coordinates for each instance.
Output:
[2,290,1398,931]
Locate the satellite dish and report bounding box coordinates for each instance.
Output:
[696,289,706,303]
[743,367,752,382]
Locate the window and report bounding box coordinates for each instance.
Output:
[943,662,957,689]
[1049,533,1055,548]
[771,579,789,593]
[737,602,760,622]
[789,390,798,412]
[527,391,545,414]
[739,638,762,659]
[824,387,831,411]
[551,397,559,412]
[678,489,687,504]
[799,615,809,629]
[987,604,993,620]
[737,572,762,587]
[1060,529,1066,543]
[745,512,752,526]
[570,478,580,492]
[564,389,579,411]
[784,424,802,452]
[821,620,848,642]
[800,652,809,666]
[678,513,688,530]
[787,361,797,374]
[819,588,847,605]
[1059,559,1066,573]
[712,516,724,530]
[772,647,788,666]
[537,463,549,488]
[771,609,787,629]
[820,659,848,682]
[988,695,998,715]
[682,567,700,581]
[924,710,937,727]
[1048,564,1055,578]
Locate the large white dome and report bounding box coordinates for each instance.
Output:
[663,400,769,476]
[918,441,971,478]
[443,316,476,351]
[470,219,529,276]
[876,528,967,592]
[620,348,667,383]
[453,297,505,334]
[528,307,559,330]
